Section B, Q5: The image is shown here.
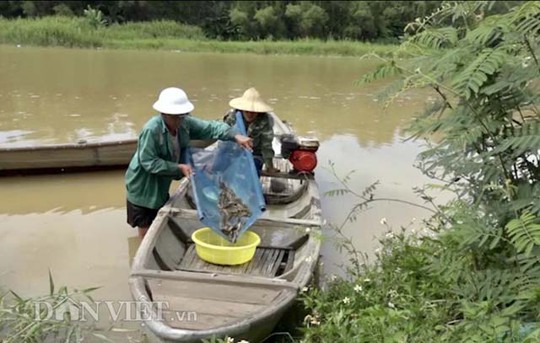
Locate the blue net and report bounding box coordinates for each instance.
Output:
[188,111,266,242]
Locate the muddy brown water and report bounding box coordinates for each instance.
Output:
[0,45,443,339]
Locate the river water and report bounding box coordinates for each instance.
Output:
[0,45,439,340]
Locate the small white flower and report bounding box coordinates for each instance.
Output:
[342,297,351,305]
[305,227,311,233]
[238,340,250,343]
[304,314,313,323]
[303,314,320,326]
[522,56,532,68]
[354,284,363,293]
[374,248,381,254]
[380,218,388,225]
[330,274,337,282]
[301,287,309,293]
[226,338,234,343]
[363,278,371,283]
[388,302,395,309]
[385,231,394,239]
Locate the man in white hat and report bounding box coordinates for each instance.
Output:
[224,87,278,176]
[125,87,252,238]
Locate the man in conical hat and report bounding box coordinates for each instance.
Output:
[224,87,278,175]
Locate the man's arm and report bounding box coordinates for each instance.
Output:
[185,116,237,141]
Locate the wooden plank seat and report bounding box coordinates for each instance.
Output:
[176,244,294,277]
[145,277,296,331]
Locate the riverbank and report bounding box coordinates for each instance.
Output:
[0,16,396,57]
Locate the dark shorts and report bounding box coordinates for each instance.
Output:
[126,200,159,229]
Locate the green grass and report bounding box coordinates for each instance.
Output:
[0,16,205,48]
[104,38,395,56]
[0,16,102,47]
[0,16,396,57]
[0,272,103,343]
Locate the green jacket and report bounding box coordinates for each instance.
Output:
[125,115,236,209]
[224,110,275,167]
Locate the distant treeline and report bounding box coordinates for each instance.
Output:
[0,1,522,42]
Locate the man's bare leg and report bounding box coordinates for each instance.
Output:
[138,227,149,239]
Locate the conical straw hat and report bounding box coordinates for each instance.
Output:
[229,88,273,113]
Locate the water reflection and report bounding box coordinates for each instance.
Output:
[316,133,436,275]
[0,129,36,144]
[0,45,431,147]
[0,171,126,215]
[0,210,135,300]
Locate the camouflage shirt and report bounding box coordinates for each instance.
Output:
[223,109,275,167]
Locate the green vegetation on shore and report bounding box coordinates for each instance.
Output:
[300,1,540,341]
[0,1,520,57]
[0,1,446,42]
[0,16,395,57]
[0,1,520,42]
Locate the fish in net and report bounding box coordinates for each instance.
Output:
[217,179,252,243]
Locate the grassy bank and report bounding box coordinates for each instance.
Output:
[0,16,396,57]
[299,1,540,341]
[299,219,540,342]
[104,38,395,57]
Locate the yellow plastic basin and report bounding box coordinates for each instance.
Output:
[191,227,261,265]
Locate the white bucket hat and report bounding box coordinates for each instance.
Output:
[152,87,194,115]
[229,87,273,113]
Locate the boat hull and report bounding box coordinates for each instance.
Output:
[129,113,323,342]
[0,139,137,175]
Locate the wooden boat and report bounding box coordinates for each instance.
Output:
[0,138,138,176]
[129,114,323,342]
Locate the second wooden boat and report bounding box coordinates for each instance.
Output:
[0,138,138,175]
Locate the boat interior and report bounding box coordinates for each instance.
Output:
[139,163,321,276]
[130,174,322,333]
[147,211,318,279]
[132,208,320,332]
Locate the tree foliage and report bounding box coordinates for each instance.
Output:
[0,1,521,41]
[360,1,540,221]
[301,1,539,341]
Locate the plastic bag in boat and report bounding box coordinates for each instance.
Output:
[188,111,265,243]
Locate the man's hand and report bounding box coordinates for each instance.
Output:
[178,164,193,178]
[234,134,253,151]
